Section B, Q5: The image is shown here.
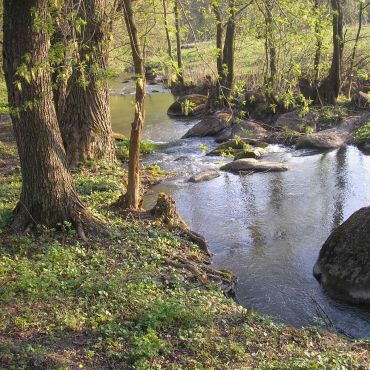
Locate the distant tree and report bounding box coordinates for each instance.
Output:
[174,0,185,85]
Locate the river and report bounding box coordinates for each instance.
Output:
[110,82,370,338]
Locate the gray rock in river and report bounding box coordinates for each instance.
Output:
[215,119,269,143]
[314,207,370,304]
[188,170,220,183]
[182,112,232,138]
[220,159,288,173]
[297,112,370,150]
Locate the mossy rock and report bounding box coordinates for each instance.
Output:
[167,94,208,117]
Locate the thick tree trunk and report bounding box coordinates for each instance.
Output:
[117,0,146,210]
[174,0,184,85]
[60,0,115,168]
[3,0,91,233]
[318,0,344,105]
[221,0,236,102]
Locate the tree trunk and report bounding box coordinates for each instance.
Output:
[3,0,92,234]
[313,0,323,87]
[212,3,224,101]
[212,3,224,80]
[221,0,236,102]
[347,2,364,99]
[117,0,146,210]
[174,0,184,85]
[264,0,277,91]
[51,0,72,122]
[318,0,344,105]
[162,0,173,61]
[60,0,116,168]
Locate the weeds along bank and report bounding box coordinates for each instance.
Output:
[1,121,370,369]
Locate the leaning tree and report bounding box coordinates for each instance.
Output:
[115,0,146,210]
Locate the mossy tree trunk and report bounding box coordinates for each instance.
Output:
[60,0,116,168]
[3,0,92,234]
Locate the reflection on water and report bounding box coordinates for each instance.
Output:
[111,87,370,338]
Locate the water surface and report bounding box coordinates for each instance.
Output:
[111,86,370,338]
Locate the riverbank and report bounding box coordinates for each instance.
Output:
[1,121,370,369]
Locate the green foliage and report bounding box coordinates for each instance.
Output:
[0,80,9,115]
[354,120,370,144]
[116,139,157,162]
[181,99,196,116]
[200,143,208,154]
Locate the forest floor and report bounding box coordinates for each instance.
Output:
[1,120,370,369]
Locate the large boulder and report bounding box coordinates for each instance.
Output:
[221,158,288,173]
[189,170,220,183]
[167,94,208,117]
[216,120,269,143]
[314,207,370,304]
[182,112,232,138]
[296,130,349,150]
[297,112,370,150]
[275,110,318,132]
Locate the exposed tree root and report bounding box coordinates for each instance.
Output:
[150,193,212,257]
[9,201,108,241]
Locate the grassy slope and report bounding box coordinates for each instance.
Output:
[1,122,370,370]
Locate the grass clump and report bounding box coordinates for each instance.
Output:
[116,139,157,162]
[354,120,370,145]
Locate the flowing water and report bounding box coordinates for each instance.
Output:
[111,83,370,338]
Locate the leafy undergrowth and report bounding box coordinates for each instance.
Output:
[1,124,370,369]
[354,120,370,145]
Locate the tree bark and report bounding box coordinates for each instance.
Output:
[162,0,173,61]
[313,0,323,87]
[3,0,92,233]
[212,3,223,80]
[117,0,146,210]
[60,0,116,168]
[174,0,184,85]
[221,0,236,102]
[347,2,364,99]
[318,0,344,105]
[212,2,224,101]
[264,0,277,91]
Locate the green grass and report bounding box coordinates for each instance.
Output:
[0,79,9,115]
[116,139,157,162]
[1,135,370,369]
[354,120,370,144]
